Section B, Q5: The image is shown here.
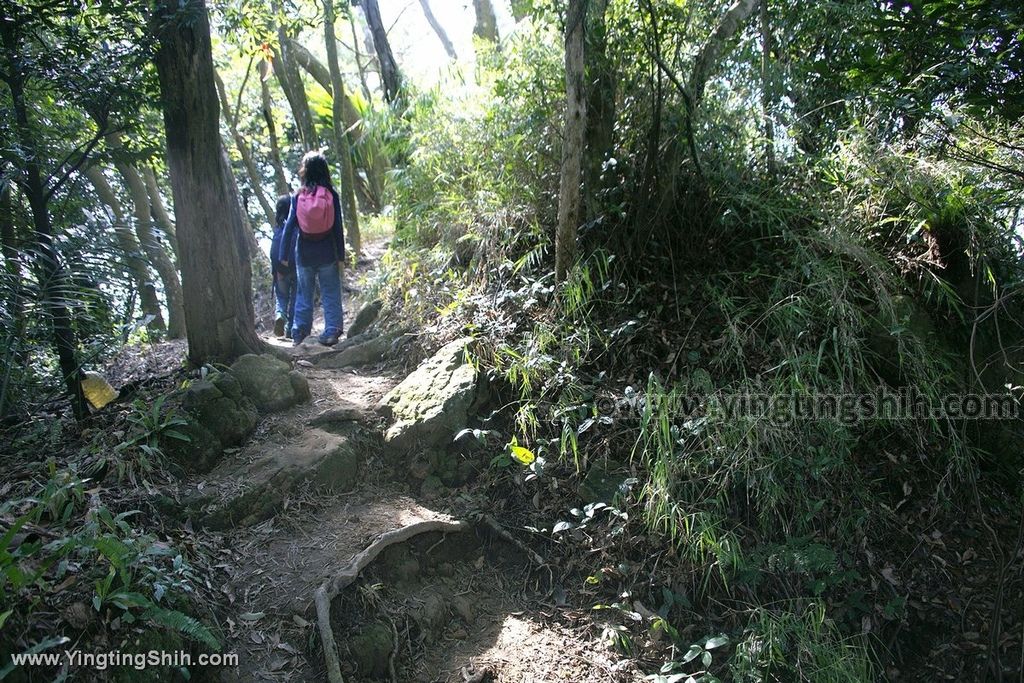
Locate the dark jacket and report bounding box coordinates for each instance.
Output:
[281,186,345,269]
[270,221,295,275]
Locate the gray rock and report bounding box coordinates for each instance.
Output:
[180,377,258,449]
[229,353,310,412]
[379,338,479,450]
[347,299,383,338]
[198,428,368,528]
[317,333,399,369]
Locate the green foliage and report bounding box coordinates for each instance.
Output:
[0,463,218,662]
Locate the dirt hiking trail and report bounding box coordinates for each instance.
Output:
[173,247,640,683]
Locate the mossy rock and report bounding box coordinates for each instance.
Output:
[348,621,393,679]
[229,354,310,412]
[379,338,479,450]
[347,299,383,338]
[161,419,224,474]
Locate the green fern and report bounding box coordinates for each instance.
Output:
[144,606,220,651]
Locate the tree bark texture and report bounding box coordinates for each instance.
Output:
[473,0,500,43]
[324,0,362,254]
[583,0,613,220]
[359,0,402,103]
[153,0,265,365]
[555,0,587,283]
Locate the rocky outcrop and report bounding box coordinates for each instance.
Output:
[378,338,481,451]
[195,428,370,529]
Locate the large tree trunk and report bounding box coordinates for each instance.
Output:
[689,0,760,107]
[555,0,587,284]
[107,133,187,339]
[288,39,386,212]
[324,0,361,255]
[359,0,402,103]
[418,0,457,59]
[583,0,613,220]
[84,165,166,332]
[141,165,180,260]
[1,22,86,419]
[473,0,499,43]
[153,0,265,365]
[214,69,276,229]
[258,59,291,196]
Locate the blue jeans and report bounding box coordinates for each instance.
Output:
[293,262,343,340]
[274,270,296,327]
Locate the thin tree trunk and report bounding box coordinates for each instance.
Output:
[348,8,374,100]
[473,0,499,43]
[584,0,613,220]
[760,0,776,176]
[555,0,587,284]
[214,69,276,229]
[0,182,28,410]
[271,0,318,150]
[1,22,86,418]
[258,59,291,196]
[84,165,166,332]
[689,0,760,107]
[418,0,457,59]
[107,132,187,339]
[360,0,402,103]
[153,0,266,365]
[288,39,386,212]
[141,165,180,260]
[324,0,362,255]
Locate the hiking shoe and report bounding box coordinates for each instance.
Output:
[273,317,285,337]
[319,333,340,347]
[292,334,306,347]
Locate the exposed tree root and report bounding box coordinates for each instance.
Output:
[314,519,469,683]
[479,513,547,567]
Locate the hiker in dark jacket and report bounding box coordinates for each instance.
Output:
[280,151,345,346]
[270,194,297,338]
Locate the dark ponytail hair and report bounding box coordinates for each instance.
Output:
[275,195,291,227]
[298,151,333,192]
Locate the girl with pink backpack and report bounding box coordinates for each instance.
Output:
[280,151,345,346]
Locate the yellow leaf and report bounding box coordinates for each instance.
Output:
[509,444,535,465]
[81,372,119,410]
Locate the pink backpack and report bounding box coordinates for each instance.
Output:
[296,186,334,239]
